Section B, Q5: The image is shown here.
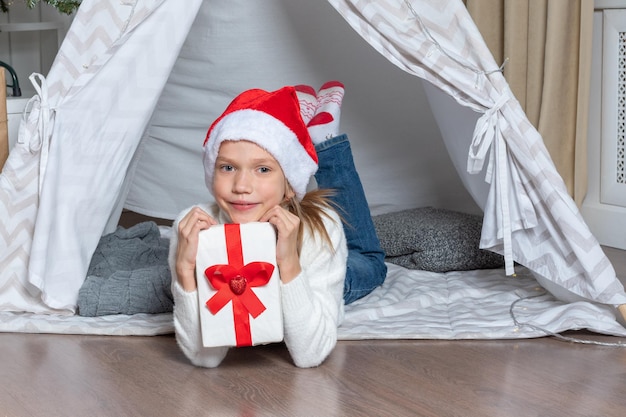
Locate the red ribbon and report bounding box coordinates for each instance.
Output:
[204,223,275,347]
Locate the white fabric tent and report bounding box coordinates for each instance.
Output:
[1,0,625,326]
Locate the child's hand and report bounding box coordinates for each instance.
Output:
[175,207,217,291]
[260,205,302,283]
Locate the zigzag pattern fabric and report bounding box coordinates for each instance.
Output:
[0,102,48,313]
[1,0,625,317]
[0,0,203,313]
[328,0,626,306]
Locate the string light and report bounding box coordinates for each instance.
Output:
[402,0,508,85]
[510,293,626,347]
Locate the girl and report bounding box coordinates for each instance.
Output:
[169,82,386,368]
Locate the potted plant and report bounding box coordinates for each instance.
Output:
[1,1,81,15]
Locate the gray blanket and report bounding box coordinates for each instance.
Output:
[77,222,173,317]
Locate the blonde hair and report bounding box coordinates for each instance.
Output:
[283,188,340,253]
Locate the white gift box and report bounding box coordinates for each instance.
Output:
[196,222,283,347]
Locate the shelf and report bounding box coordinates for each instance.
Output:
[0,21,65,32]
[0,22,65,47]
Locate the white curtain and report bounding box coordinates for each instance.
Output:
[328,0,626,306]
[0,0,203,312]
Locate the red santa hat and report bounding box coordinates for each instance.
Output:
[203,86,318,200]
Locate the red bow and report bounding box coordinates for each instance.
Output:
[204,224,275,347]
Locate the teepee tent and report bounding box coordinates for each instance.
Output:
[1,0,625,325]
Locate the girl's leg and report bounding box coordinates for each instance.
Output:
[314,134,387,304]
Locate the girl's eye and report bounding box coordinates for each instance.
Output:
[219,164,234,172]
[258,166,271,174]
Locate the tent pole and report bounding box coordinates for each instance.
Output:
[618,304,626,323]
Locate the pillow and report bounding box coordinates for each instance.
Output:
[372,207,504,272]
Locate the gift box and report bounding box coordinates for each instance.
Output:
[196,222,283,348]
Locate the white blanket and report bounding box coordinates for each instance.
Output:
[1,264,625,340]
[339,264,626,340]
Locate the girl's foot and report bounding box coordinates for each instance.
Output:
[294,84,318,125]
[308,81,345,145]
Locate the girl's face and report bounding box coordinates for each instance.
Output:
[212,140,294,224]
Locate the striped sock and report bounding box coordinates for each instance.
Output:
[294,84,317,125]
[307,81,345,145]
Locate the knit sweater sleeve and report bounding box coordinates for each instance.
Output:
[168,204,229,368]
[280,208,347,368]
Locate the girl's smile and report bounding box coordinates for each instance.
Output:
[228,200,260,212]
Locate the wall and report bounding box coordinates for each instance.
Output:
[582,0,626,250]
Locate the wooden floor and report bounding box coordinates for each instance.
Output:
[1,247,625,417]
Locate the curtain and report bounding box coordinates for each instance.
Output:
[0,70,7,171]
[464,0,594,206]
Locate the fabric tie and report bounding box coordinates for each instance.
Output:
[24,73,54,195]
[467,90,512,177]
[468,89,516,275]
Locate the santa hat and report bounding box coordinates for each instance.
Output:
[203,86,318,200]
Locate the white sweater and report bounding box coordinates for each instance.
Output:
[168,203,347,368]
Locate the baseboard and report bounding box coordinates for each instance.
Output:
[581,202,626,250]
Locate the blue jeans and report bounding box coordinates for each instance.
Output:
[314,135,387,304]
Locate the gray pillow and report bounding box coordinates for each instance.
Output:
[372,207,504,272]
